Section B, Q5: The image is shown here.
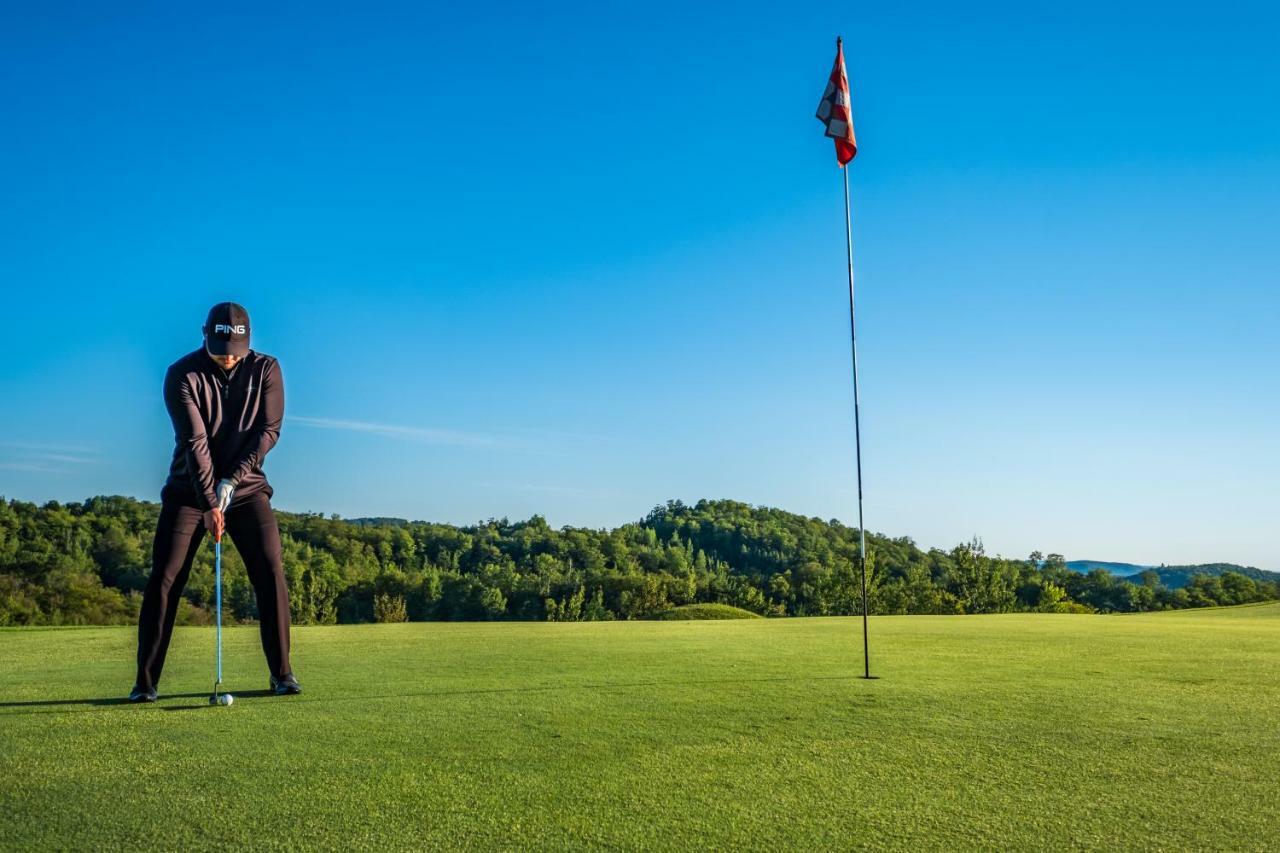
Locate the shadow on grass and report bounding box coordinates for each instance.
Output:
[0,688,279,713]
[161,689,277,711]
[2,674,878,715]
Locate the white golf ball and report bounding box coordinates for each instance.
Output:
[219,693,234,706]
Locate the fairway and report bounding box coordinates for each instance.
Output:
[2,607,1278,850]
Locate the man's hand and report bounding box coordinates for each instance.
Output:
[215,479,236,513]
[203,508,226,542]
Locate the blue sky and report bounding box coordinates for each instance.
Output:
[1,2,1277,568]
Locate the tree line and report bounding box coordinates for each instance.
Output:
[0,495,1275,626]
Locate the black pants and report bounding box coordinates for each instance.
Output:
[135,485,293,689]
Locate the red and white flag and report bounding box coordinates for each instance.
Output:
[815,38,857,165]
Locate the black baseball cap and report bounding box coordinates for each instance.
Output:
[203,302,251,357]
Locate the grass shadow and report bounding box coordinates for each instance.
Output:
[3,674,876,715]
[160,688,278,711]
[0,692,208,709]
[0,688,280,714]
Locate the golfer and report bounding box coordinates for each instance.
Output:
[130,302,301,702]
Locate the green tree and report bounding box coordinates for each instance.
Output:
[373,592,408,623]
[949,539,1015,614]
[478,586,507,620]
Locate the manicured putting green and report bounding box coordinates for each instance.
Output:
[2,605,1277,849]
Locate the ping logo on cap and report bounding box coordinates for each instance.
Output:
[215,324,247,335]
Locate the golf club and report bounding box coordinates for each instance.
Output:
[210,534,233,707]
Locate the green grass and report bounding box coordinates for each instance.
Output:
[2,605,1278,850]
[653,603,764,620]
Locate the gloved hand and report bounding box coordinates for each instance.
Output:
[215,479,236,513]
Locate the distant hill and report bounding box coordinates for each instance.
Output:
[1142,564,1280,589]
[1068,559,1280,589]
[1067,560,1150,576]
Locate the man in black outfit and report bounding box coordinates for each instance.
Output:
[130,302,301,702]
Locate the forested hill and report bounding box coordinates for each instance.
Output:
[1145,564,1280,589]
[1,495,1276,626]
[1067,560,1149,575]
[1067,560,1280,588]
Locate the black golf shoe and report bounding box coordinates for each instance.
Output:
[270,673,302,695]
[128,684,158,703]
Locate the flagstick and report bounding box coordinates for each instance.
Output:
[842,163,874,680]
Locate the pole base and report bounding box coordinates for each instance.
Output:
[859,675,880,680]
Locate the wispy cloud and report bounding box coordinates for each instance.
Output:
[0,440,99,455]
[0,462,63,473]
[290,416,500,448]
[0,441,103,474]
[30,453,100,465]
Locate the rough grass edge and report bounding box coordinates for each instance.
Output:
[652,604,764,620]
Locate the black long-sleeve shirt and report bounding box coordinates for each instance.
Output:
[163,348,284,511]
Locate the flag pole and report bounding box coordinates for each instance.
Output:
[842,161,874,680]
